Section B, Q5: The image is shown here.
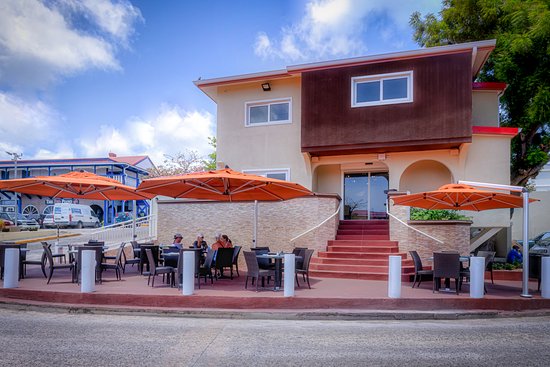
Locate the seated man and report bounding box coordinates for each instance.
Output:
[172,233,184,250]
[193,233,208,250]
[211,233,224,251]
[507,244,523,264]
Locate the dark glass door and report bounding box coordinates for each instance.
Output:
[344,172,389,220]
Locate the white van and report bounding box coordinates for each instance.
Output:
[53,203,101,229]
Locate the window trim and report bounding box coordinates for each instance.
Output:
[242,168,291,181]
[351,70,413,108]
[244,97,292,127]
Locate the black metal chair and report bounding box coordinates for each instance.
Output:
[43,243,75,284]
[409,250,433,288]
[20,243,47,278]
[232,246,242,277]
[101,245,124,280]
[243,251,275,291]
[529,254,542,292]
[295,249,314,289]
[433,252,461,295]
[215,248,235,279]
[145,248,175,287]
[122,242,141,273]
[292,247,307,271]
[41,241,66,264]
[139,243,159,274]
[198,248,215,285]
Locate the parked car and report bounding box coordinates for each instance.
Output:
[115,212,133,223]
[53,203,101,228]
[0,212,15,231]
[522,232,550,255]
[15,214,40,231]
[42,214,56,229]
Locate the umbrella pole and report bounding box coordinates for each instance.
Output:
[521,191,532,298]
[132,200,137,240]
[253,200,258,248]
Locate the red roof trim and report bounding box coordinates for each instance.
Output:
[472,126,518,136]
[472,82,507,92]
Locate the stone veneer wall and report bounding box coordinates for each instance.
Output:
[156,195,340,270]
[388,196,472,261]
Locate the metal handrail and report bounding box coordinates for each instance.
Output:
[386,203,444,244]
[289,200,342,244]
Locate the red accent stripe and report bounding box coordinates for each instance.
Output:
[472,126,518,136]
[472,82,507,92]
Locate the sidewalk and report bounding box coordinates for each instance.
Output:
[2,265,549,318]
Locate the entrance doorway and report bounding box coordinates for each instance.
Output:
[344,172,389,220]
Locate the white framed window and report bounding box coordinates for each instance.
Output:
[245,98,292,127]
[242,168,290,181]
[351,71,413,107]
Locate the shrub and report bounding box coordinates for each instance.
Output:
[410,208,471,221]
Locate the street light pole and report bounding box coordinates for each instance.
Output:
[5,151,22,225]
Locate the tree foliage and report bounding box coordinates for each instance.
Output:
[202,136,217,170]
[410,0,550,186]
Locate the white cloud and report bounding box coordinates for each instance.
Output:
[0,0,141,88]
[78,106,215,166]
[254,0,441,61]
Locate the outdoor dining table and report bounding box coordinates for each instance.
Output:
[256,253,302,291]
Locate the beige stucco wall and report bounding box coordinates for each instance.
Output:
[472,91,499,126]
[156,195,340,270]
[213,76,311,188]
[399,160,453,193]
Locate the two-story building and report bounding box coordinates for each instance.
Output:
[0,153,153,226]
[160,39,516,279]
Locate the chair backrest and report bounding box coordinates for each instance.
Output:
[409,250,424,272]
[216,248,234,268]
[42,243,54,267]
[243,251,259,277]
[131,241,139,249]
[433,252,460,278]
[477,251,496,268]
[302,249,314,271]
[232,246,242,264]
[145,248,156,274]
[203,248,214,269]
[250,248,270,267]
[140,245,159,266]
[529,254,541,279]
[114,244,124,264]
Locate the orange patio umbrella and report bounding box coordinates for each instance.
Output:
[136,168,313,201]
[137,168,314,246]
[0,170,153,201]
[391,184,537,211]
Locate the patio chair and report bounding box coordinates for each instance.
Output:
[216,248,235,279]
[139,243,159,274]
[243,251,275,291]
[232,246,242,277]
[41,241,66,264]
[432,252,461,295]
[292,247,307,271]
[101,244,124,280]
[250,247,274,270]
[477,251,496,284]
[529,254,542,292]
[43,243,75,284]
[21,243,47,278]
[198,248,215,285]
[409,250,433,288]
[295,249,314,289]
[145,248,174,287]
[122,242,141,273]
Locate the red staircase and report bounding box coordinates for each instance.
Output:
[310,220,414,281]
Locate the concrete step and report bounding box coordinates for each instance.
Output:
[310,263,415,273]
[328,240,398,247]
[337,229,389,236]
[309,269,412,281]
[318,251,408,259]
[339,220,389,225]
[311,257,414,266]
[327,246,399,253]
[335,234,390,240]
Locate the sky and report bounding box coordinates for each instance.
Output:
[0,0,443,166]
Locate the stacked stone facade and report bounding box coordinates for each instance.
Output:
[156,195,340,270]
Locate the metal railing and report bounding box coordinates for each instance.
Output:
[56,214,157,246]
[289,200,342,245]
[385,202,444,244]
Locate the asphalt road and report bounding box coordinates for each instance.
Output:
[1,309,549,367]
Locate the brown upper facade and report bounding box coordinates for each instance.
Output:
[196,39,497,157]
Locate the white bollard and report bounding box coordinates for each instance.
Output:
[284,253,296,297]
[182,251,194,296]
[3,248,19,289]
[542,257,550,299]
[81,250,96,293]
[469,256,485,299]
[388,255,401,298]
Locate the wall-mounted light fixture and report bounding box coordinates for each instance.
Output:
[261,82,271,91]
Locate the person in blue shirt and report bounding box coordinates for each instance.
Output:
[507,244,523,264]
[172,233,184,250]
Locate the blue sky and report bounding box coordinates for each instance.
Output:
[0,0,442,166]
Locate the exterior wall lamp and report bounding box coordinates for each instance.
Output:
[261,82,271,91]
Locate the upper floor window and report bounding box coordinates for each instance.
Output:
[351,71,413,107]
[242,168,290,181]
[245,98,292,127]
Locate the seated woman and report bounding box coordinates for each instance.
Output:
[211,233,224,251]
[221,234,233,248]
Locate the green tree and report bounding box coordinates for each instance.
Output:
[410,0,550,186]
[147,150,204,177]
[202,136,217,170]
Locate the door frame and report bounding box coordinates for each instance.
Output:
[340,169,389,220]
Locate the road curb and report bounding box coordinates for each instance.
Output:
[2,298,550,321]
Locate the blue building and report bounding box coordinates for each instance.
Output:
[0,153,154,226]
